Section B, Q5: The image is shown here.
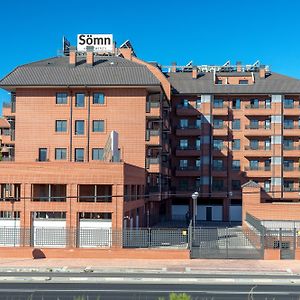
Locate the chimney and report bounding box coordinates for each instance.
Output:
[69,46,77,66]
[236,61,242,72]
[259,65,266,78]
[171,62,177,73]
[192,66,198,79]
[118,48,132,60]
[86,46,94,66]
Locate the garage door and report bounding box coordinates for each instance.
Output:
[33,219,67,248]
[79,219,112,248]
[0,219,20,246]
[229,205,242,222]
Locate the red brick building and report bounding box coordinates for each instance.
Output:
[1,39,300,251]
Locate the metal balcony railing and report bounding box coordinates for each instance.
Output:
[244,145,271,150]
[245,124,271,129]
[245,104,271,109]
[283,146,300,150]
[244,166,271,171]
[177,166,201,171]
[176,125,201,129]
[176,146,201,151]
[212,166,226,171]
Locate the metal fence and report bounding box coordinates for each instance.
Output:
[0,227,189,249]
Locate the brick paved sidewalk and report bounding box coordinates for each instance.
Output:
[0,258,299,275]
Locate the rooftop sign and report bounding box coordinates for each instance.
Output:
[77,34,113,53]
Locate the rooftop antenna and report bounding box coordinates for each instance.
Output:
[62,36,71,56]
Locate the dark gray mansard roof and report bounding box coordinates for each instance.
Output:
[0,56,160,88]
[167,72,300,94]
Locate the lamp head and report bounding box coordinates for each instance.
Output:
[192,192,199,200]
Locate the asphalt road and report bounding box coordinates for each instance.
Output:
[0,282,300,299]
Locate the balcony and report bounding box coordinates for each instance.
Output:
[146,101,161,118]
[244,166,271,177]
[0,156,14,162]
[175,147,201,156]
[244,125,272,136]
[175,166,201,177]
[212,105,228,116]
[283,145,300,156]
[212,166,227,176]
[213,125,228,136]
[244,145,272,156]
[173,185,201,196]
[283,126,300,137]
[244,104,273,115]
[283,105,300,116]
[176,104,200,116]
[212,145,228,156]
[176,126,201,136]
[146,157,160,173]
[146,129,161,145]
[283,166,300,177]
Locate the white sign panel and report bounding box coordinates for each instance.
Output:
[77,34,113,53]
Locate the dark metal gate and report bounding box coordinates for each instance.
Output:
[190,227,263,259]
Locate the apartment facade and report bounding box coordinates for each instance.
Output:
[168,64,300,223]
[0,45,171,248]
[1,38,300,246]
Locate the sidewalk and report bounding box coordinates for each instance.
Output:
[0,258,299,275]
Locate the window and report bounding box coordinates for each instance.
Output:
[284,98,294,109]
[232,139,240,150]
[179,119,188,128]
[232,99,241,109]
[179,179,188,191]
[195,159,201,169]
[283,180,294,191]
[264,159,271,171]
[56,93,67,104]
[179,160,188,169]
[232,160,240,170]
[55,148,67,160]
[283,139,294,150]
[75,93,85,107]
[265,119,271,129]
[232,119,240,130]
[55,120,67,132]
[213,139,223,150]
[239,79,248,84]
[265,99,271,108]
[196,99,201,108]
[264,181,271,192]
[38,148,47,162]
[213,159,224,170]
[213,99,223,108]
[93,93,105,104]
[216,79,223,84]
[213,119,224,129]
[283,160,294,171]
[250,99,259,108]
[78,185,112,202]
[179,139,188,150]
[195,139,201,150]
[284,119,294,129]
[32,184,66,202]
[92,148,104,160]
[249,160,259,170]
[92,120,104,132]
[212,179,224,191]
[249,119,259,129]
[182,99,189,108]
[250,139,259,150]
[75,120,84,135]
[265,139,271,150]
[195,118,201,128]
[75,148,84,162]
[232,180,241,191]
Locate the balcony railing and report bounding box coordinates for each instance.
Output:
[147,157,160,164]
[245,104,271,109]
[244,166,271,171]
[212,166,226,171]
[176,125,201,129]
[177,166,201,171]
[283,166,298,171]
[177,146,201,151]
[283,187,296,192]
[213,145,226,150]
[1,157,14,162]
[244,145,271,150]
[283,146,300,150]
[146,129,160,141]
[245,124,271,130]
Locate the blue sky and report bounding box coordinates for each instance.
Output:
[0,0,300,114]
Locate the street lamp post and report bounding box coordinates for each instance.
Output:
[192,192,199,230]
